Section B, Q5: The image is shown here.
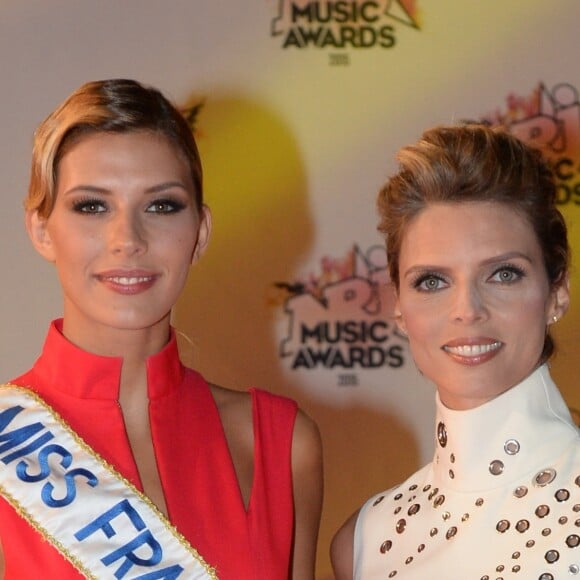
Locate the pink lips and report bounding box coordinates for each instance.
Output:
[442,337,503,366]
[95,270,158,295]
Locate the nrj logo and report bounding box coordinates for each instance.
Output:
[483,83,580,206]
[270,0,420,54]
[275,244,407,380]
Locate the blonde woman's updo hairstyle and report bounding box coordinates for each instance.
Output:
[26,79,203,218]
[377,123,570,362]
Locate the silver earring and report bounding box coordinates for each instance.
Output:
[552,315,558,324]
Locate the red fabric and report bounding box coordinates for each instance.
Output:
[0,320,297,579]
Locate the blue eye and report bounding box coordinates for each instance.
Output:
[72,199,107,213]
[490,265,525,284]
[413,274,447,292]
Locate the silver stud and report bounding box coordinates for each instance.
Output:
[450,453,455,463]
[504,439,520,455]
[380,540,392,553]
[496,520,510,533]
[476,497,484,506]
[445,526,457,540]
[512,564,520,573]
[396,519,406,533]
[417,544,425,553]
[489,460,504,475]
[423,484,431,492]
[526,539,535,548]
[544,550,559,563]
[559,516,568,525]
[388,571,397,578]
[449,469,455,479]
[461,513,470,522]
[496,564,505,572]
[542,528,552,536]
[539,574,554,580]
[409,484,418,491]
[480,576,489,580]
[514,486,528,498]
[437,422,447,447]
[394,506,402,514]
[394,492,403,500]
[442,511,450,521]
[512,552,520,559]
[569,563,580,575]
[575,475,580,486]
[534,468,557,487]
[515,520,530,533]
[574,504,580,512]
[555,488,570,502]
[430,527,438,537]
[373,495,385,506]
[566,534,580,548]
[408,504,420,516]
[433,494,445,508]
[535,505,550,518]
[405,556,413,564]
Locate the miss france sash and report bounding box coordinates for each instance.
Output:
[0,384,217,579]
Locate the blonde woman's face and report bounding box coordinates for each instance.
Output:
[28,130,210,351]
[395,201,568,410]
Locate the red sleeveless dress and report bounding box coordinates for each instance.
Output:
[0,320,297,579]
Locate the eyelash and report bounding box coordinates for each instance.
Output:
[72,197,106,214]
[489,263,526,283]
[410,263,527,293]
[412,272,447,292]
[71,197,187,214]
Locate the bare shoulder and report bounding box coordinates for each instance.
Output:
[331,509,359,580]
[291,408,323,469]
[208,383,252,417]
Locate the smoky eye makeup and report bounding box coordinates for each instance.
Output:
[71,196,107,214]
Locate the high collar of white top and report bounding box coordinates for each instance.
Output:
[432,364,579,493]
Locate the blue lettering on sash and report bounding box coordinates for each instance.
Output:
[41,466,99,507]
[0,405,54,464]
[0,404,98,507]
[75,500,183,578]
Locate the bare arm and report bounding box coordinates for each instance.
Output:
[290,409,323,580]
[330,509,359,580]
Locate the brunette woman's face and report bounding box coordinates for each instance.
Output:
[395,201,568,410]
[27,130,210,350]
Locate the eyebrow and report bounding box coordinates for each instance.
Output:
[402,251,535,280]
[62,181,190,196]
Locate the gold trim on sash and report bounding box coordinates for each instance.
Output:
[0,383,218,579]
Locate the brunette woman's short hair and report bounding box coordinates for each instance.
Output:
[377,123,570,361]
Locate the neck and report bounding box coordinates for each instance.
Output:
[60,316,172,397]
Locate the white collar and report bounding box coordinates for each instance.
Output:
[432,365,579,492]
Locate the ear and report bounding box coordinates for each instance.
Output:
[25,210,56,262]
[393,294,407,336]
[547,274,570,325]
[191,205,212,265]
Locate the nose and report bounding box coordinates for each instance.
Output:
[450,282,488,324]
[108,211,147,256]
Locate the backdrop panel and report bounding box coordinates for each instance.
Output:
[0,2,578,577]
